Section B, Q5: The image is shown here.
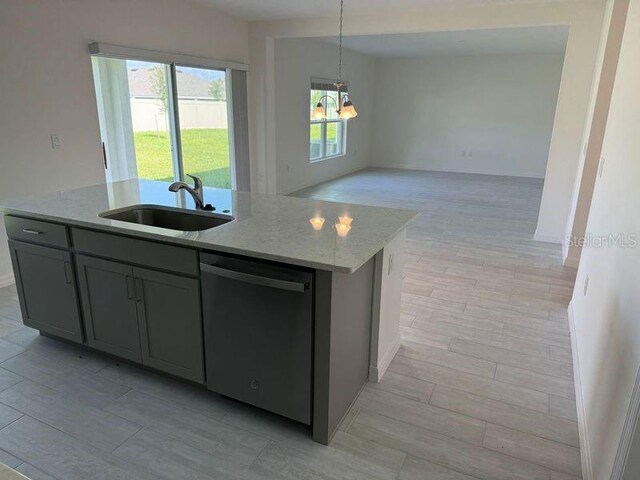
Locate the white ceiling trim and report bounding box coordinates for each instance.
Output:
[313,25,569,58]
[189,0,589,21]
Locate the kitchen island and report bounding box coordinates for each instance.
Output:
[1,179,416,444]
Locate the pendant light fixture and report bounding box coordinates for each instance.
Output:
[311,0,358,121]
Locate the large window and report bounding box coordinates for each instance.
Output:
[309,85,347,162]
[91,53,243,190]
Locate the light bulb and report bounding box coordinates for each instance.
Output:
[311,103,326,120]
[339,100,358,119]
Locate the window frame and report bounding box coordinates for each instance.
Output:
[155,62,235,185]
[91,46,250,190]
[309,87,348,163]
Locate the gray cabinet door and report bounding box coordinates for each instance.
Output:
[8,240,83,342]
[75,255,142,362]
[133,267,204,383]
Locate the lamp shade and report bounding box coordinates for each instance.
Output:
[339,100,358,119]
[311,103,326,120]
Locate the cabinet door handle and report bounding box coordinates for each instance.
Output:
[22,229,42,235]
[125,275,134,300]
[63,261,73,284]
[135,278,144,303]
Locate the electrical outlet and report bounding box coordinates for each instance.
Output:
[583,275,590,296]
[599,156,606,178]
[50,134,62,149]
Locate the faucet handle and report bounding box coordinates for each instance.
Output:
[186,174,203,191]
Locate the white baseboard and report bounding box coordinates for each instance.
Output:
[534,229,563,244]
[369,334,401,383]
[562,240,571,265]
[0,273,14,289]
[569,302,593,480]
[368,162,545,180]
[278,164,369,196]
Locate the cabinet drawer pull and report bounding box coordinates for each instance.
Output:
[135,278,144,303]
[22,229,43,235]
[63,261,73,284]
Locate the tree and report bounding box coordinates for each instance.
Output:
[150,66,168,113]
[311,89,324,105]
[209,79,226,101]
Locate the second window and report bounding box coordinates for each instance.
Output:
[309,85,347,162]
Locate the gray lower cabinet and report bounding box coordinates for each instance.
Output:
[8,240,83,342]
[75,254,204,382]
[75,255,142,362]
[133,267,204,384]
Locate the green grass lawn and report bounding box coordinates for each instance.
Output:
[309,122,339,141]
[134,129,231,188]
[135,126,340,189]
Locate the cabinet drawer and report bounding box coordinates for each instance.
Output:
[4,215,69,248]
[72,228,198,276]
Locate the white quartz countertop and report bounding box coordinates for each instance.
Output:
[1,180,417,273]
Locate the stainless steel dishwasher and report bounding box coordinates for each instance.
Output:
[200,253,313,425]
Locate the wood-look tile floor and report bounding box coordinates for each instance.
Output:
[0,168,579,480]
[293,168,580,480]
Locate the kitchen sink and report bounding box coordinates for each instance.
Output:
[99,205,234,231]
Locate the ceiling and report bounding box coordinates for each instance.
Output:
[192,0,585,21]
[315,26,569,58]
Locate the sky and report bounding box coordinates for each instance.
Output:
[126,60,225,81]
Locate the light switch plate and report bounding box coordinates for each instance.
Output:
[50,134,62,149]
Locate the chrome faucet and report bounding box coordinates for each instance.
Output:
[169,174,206,210]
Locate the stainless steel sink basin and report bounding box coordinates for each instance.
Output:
[99,205,234,231]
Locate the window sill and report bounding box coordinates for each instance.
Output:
[310,153,346,164]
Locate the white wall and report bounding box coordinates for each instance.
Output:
[0,0,248,283]
[533,4,606,242]
[249,1,606,245]
[563,0,628,267]
[273,38,374,194]
[569,0,640,477]
[371,53,564,178]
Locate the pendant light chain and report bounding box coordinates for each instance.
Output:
[311,0,357,121]
[338,0,344,85]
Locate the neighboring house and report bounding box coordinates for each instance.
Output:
[127,67,228,131]
[128,67,224,100]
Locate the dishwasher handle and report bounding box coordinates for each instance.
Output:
[200,263,309,292]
